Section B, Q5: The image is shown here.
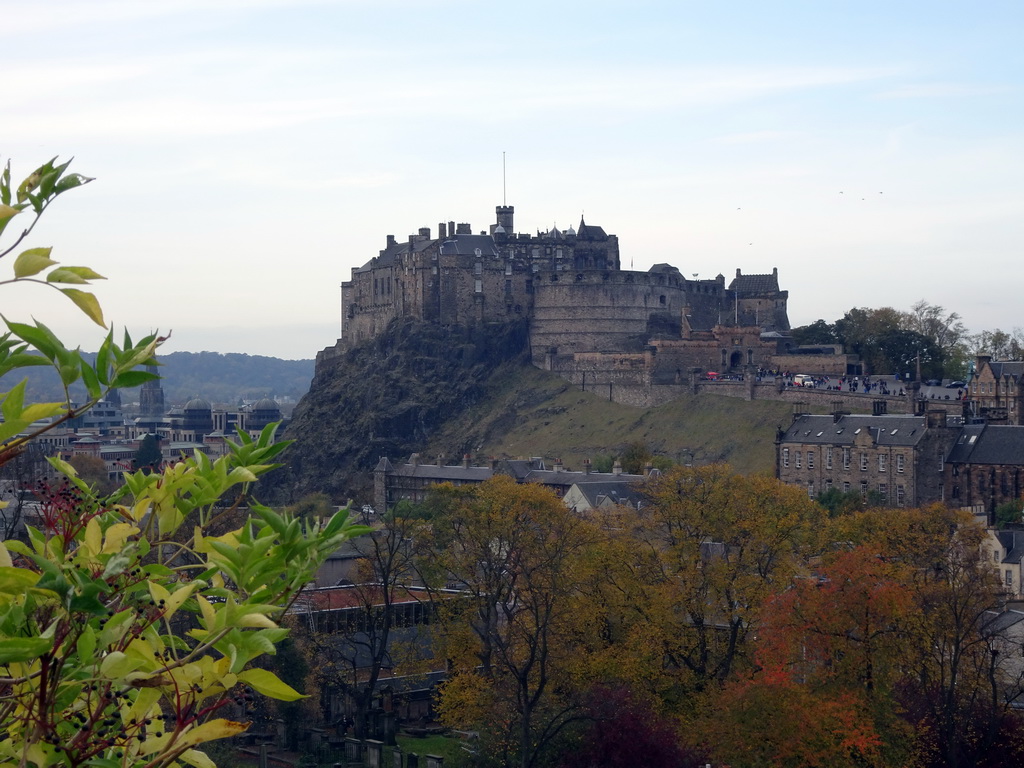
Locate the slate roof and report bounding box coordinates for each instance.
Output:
[576,217,608,240]
[988,361,1024,380]
[947,424,1024,466]
[981,608,1024,637]
[438,234,499,257]
[729,272,779,295]
[782,414,931,447]
[997,529,1024,565]
[569,479,643,508]
[356,237,440,272]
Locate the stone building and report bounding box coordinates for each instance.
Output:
[776,408,959,507]
[372,453,646,514]
[337,204,792,385]
[968,356,1024,425]
[945,423,1024,514]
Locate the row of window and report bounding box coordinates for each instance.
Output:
[804,479,907,505]
[782,447,905,473]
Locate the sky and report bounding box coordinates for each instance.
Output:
[2,0,1022,360]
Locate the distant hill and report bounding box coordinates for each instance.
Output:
[5,351,315,406]
[270,318,796,506]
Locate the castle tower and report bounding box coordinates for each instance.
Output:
[495,205,514,233]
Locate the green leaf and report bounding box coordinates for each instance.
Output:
[0,204,19,222]
[54,173,93,194]
[1,379,25,422]
[0,636,50,664]
[5,319,61,361]
[237,668,306,701]
[45,268,88,284]
[1,161,10,206]
[12,247,56,278]
[59,288,106,327]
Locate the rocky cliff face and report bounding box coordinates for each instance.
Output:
[267,317,530,504]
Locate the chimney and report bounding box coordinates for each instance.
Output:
[386,235,396,249]
[418,227,431,239]
[553,458,563,473]
[436,454,444,467]
[439,222,447,239]
[449,220,456,237]
[456,223,472,235]
[489,457,499,471]
[583,458,592,475]
[644,460,654,476]
[736,268,742,278]
[462,453,470,469]
[409,453,420,467]
[612,459,623,476]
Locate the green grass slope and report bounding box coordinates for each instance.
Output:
[423,362,794,476]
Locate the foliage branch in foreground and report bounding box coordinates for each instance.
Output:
[0,157,368,768]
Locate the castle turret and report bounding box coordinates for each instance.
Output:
[495,205,514,234]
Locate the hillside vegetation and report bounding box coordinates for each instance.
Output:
[4,351,315,405]
[274,318,795,504]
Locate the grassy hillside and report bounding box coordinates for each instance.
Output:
[423,362,795,476]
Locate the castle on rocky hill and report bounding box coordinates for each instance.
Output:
[333,205,821,400]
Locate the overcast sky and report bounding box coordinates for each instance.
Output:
[3,1,1021,359]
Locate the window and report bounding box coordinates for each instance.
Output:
[795,451,802,469]
[860,453,868,471]
[843,447,851,470]
[474,261,482,275]
[1007,570,1014,588]
[782,448,790,468]
[474,279,482,293]
[879,454,887,473]
[896,485,905,506]
[826,447,833,470]
[878,483,887,498]
[825,479,833,491]
[843,482,851,493]
[995,550,1001,563]
[807,451,815,470]
[896,454,905,473]
[860,480,868,496]
[807,481,814,498]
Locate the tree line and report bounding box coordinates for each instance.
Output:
[287,469,1024,768]
[791,300,1023,380]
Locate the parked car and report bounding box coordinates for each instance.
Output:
[792,374,815,387]
[946,380,966,388]
[924,379,942,387]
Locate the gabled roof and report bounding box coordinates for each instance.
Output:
[438,234,499,257]
[987,360,1024,380]
[997,529,1024,564]
[576,217,607,239]
[948,424,1024,466]
[781,414,932,447]
[568,479,643,509]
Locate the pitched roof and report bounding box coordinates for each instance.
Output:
[729,271,779,295]
[576,217,608,239]
[948,424,1024,466]
[781,414,931,447]
[438,234,499,257]
[988,360,1024,380]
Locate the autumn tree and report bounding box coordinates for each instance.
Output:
[595,465,825,706]
[298,508,430,737]
[422,476,602,768]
